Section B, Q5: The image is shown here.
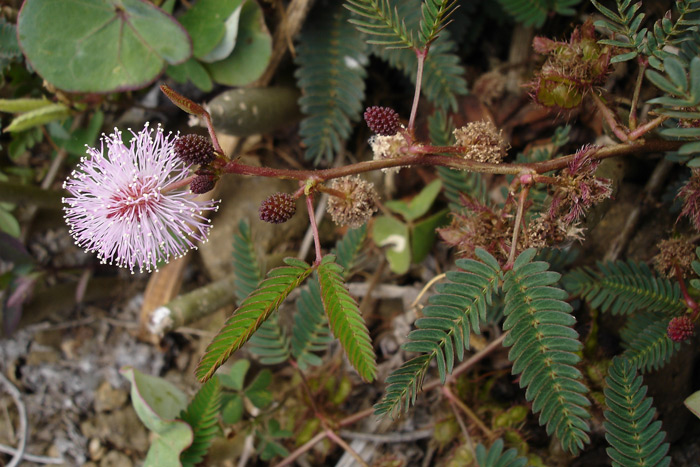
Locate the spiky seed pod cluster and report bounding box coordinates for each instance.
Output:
[364,106,400,136]
[529,19,611,109]
[667,316,695,342]
[174,134,215,166]
[453,121,509,164]
[190,175,217,194]
[653,237,695,278]
[326,176,378,228]
[259,193,296,224]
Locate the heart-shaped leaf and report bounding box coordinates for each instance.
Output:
[18,0,191,92]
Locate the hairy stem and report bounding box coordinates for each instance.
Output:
[675,264,699,312]
[592,92,629,142]
[628,115,670,141]
[408,48,427,133]
[325,429,369,467]
[629,61,647,130]
[507,186,530,267]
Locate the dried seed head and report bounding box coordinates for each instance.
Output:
[369,133,407,173]
[259,193,297,224]
[654,237,696,278]
[364,106,400,136]
[190,175,217,194]
[326,176,378,228]
[667,316,695,342]
[174,134,215,166]
[678,169,700,232]
[453,121,509,164]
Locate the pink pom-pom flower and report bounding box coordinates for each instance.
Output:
[62,124,219,273]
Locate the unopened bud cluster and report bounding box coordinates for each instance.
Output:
[174,134,215,166]
[453,121,508,164]
[260,193,297,224]
[667,316,695,342]
[326,176,378,228]
[364,106,400,136]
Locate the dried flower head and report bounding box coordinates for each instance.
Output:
[653,237,695,278]
[369,132,407,173]
[63,124,219,273]
[472,70,507,106]
[453,121,509,164]
[438,194,517,263]
[326,176,378,228]
[549,145,612,225]
[259,192,297,224]
[667,315,695,342]
[678,169,700,231]
[364,106,400,136]
[174,134,215,166]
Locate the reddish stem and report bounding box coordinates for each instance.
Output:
[408,48,428,133]
[161,174,196,194]
[628,115,670,141]
[675,264,699,311]
[592,92,629,142]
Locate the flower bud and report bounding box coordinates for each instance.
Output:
[259,193,296,224]
[667,316,695,342]
[190,175,217,194]
[364,106,400,136]
[174,134,215,166]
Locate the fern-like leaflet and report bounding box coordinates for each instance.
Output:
[496,0,582,28]
[604,357,671,467]
[591,0,646,63]
[344,0,417,48]
[503,249,590,455]
[295,3,368,164]
[291,276,333,370]
[374,248,501,416]
[196,258,313,382]
[419,0,459,47]
[563,260,686,315]
[179,378,222,467]
[620,311,681,373]
[233,220,291,365]
[317,255,377,382]
[474,439,529,467]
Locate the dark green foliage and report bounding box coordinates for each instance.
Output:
[317,255,377,381]
[474,439,529,467]
[196,258,313,382]
[0,18,21,74]
[179,378,222,467]
[496,0,582,28]
[429,110,487,208]
[374,249,501,416]
[563,260,686,315]
[620,311,681,373]
[295,4,368,164]
[291,277,333,369]
[643,0,700,70]
[233,220,292,365]
[503,249,590,455]
[334,224,368,272]
[232,220,262,301]
[419,0,459,46]
[592,0,646,63]
[345,0,417,48]
[604,357,671,467]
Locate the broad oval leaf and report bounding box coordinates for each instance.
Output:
[18,0,191,92]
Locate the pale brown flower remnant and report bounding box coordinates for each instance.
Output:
[453,121,509,164]
[654,237,695,278]
[326,176,379,228]
[370,132,406,173]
